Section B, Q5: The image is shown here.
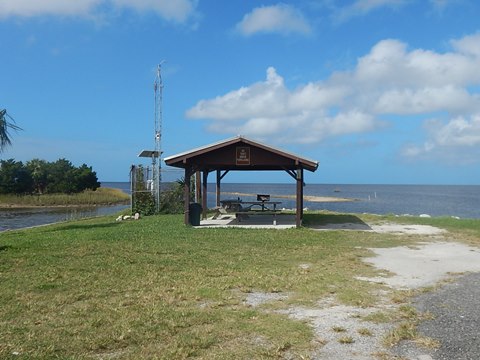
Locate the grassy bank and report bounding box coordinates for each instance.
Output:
[0,187,129,208]
[1,212,479,359]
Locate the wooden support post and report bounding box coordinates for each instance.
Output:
[296,168,303,228]
[300,168,304,223]
[216,170,221,207]
[184,167,192,225]
[195,170,201,204]
[202,171,208,219]
[215,170,230,207]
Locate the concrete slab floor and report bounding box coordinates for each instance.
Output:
[195,214,297,229]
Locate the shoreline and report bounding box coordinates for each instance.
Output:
[0,202,129,210]
[0,187,130,209]
[0,203,130,232]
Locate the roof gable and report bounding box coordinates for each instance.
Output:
[164,136,319,172]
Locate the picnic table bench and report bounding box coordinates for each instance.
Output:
[214,195,282,225]
[233,201,282,224]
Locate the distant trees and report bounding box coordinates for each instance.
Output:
[0,159,32,194]
[0,158,100,195]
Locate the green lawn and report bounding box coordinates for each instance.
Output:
[1,212,478,359]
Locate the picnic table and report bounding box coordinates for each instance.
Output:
[220,199,243,212]
[230,200,282,224]
[235,201,282,212]
[216,195,282,225]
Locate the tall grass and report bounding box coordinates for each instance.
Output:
[0,187,129,207]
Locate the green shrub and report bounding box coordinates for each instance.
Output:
[132,191,156,216]
[158,180,185,214]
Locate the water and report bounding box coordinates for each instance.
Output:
[0,204,129,232]
[207,183,480,220]
[1,182,479,231]
[0,182,130,232]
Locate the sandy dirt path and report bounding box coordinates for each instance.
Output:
[248,223,480,359]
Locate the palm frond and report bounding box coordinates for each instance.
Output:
[0,109,23,152]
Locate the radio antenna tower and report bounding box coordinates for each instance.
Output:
[136,62,165,214]
[153,62,164,212]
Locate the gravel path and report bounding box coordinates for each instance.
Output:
[394,272,480,360]
[359,241,480,290]
[245,224,480,359]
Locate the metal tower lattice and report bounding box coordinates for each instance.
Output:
[152,63,164,212]
[135,63,164,214]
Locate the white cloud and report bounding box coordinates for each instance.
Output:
[333,0,458,23]
[350,0,405,12]
[187,67,383,144]
[0,0,198,23]
[431,115,480,147]
[334,0,406,22]
[451,32,480,58]
[374,86,480,115]
[187,32,480,161]
[235,4,312,36]
[111,0,197,23]
[0,0,99,17]
[402,115,480,162]
[187,67,289,121]
[354,39,480,89]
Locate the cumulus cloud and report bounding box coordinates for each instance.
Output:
[187,33,480,160]
[374,87,480,115]
[451,32,480,57]
[354,39,480,88]
[187,66,383,144]
[235,4,312,36]
[187,67,289,120]
[0,0,198,23]
[402,115,480,162]
[433,115,480,147]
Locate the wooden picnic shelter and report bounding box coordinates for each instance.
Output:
[164,136,319,227]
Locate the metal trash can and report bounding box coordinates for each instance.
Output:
[189,203,202,226]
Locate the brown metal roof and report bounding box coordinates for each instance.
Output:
[164,136,319,172]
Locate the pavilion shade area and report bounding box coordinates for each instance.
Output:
[164,136,318,227]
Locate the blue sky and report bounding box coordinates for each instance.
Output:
[2,0,480,184]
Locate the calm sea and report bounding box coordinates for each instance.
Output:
[106,181,480,219]
[212,183,480,219]
[1,182,478,231]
